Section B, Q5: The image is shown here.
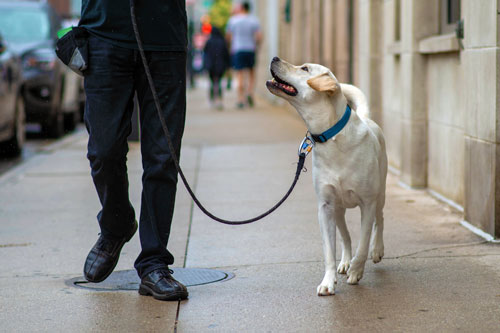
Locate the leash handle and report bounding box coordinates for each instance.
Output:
[130,0,306,225]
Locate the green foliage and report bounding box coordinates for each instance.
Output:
[209,0,232,32]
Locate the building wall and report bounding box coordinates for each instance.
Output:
[461,0,500,236]
[254,0,500,237]
[382,0,403,171]
[426,53,464,205]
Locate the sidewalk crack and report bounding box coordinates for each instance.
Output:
[182,145,202,269]
[393,241,490,259]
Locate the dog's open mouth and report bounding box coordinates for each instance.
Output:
[268,69,298,96]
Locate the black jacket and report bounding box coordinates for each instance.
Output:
[203,27,230,76]
[80,0,187,51]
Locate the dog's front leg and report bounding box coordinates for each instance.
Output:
[347,202,376,285]
[334,207,352,274]
[317,202,337,296]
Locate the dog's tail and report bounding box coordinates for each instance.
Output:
[340,83,370,119]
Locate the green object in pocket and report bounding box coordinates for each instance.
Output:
[55,26,89,76]
[57,26,73,39]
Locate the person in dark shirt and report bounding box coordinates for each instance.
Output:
[203,26,230,110]
[79,0,188,301]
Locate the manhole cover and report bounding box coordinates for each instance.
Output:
[67,268,234,291]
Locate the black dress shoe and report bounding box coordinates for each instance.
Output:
[139,268,188,301]
[83,220,138,283]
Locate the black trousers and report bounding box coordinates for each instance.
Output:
[83,35,186,278]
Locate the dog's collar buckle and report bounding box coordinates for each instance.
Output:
[298,135,315,157]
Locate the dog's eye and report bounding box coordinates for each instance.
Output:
[301,66,309,72]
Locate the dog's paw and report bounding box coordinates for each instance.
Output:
[372,247,384,263]
[317,283,335,296]
[337,260,350,274]
[317,271,336,296]
[346,264,364,285]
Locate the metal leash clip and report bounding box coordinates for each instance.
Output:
[298,134,314,157]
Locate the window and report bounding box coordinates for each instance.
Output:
[440,0,460,34]
[394,0,401,41]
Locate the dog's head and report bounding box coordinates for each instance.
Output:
[266,57,341,112]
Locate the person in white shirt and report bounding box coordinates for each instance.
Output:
[226,2,262,108]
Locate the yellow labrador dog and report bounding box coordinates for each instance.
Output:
[266,57,387,295]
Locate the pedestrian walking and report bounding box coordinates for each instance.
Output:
[223,3,243,92]
[226,1,262,109]
[203,26,230,110]
[187,41,196,89]
[78,0,189,301]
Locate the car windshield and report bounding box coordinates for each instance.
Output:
[0,8,50,43]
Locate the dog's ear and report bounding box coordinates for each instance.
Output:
[307,72,339,96]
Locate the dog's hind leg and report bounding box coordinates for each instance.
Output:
[334,207,352,274]
[371,195,385,263]
[317,202,337,296]
[347,202,376,285]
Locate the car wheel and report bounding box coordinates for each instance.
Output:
[43,110,64,139]
[1,95,26,157]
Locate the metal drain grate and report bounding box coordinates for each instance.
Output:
[67,268,234,291]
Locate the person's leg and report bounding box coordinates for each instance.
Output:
[232,52,246,108]
[236,69,245,107]
[226,68,232,90]
[84,35,136,239]
[246,52,256,107]
[216,74,223,99]
[133,50,187,279]
[209,72,215,103]
[213,74,223,109]
[82,35,137,283]
[247,68,255,107]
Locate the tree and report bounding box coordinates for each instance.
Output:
[209,0,232,32]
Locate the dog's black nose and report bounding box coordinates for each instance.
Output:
[272,56,280,63]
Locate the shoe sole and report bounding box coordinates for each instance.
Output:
[84,220,138,283]
[138,284,188,301]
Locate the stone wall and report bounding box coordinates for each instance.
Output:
[461,0,500,236]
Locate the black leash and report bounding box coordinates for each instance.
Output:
[130,0,306,225]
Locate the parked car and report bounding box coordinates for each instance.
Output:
[0,1,82,138]
[0,32,24,156]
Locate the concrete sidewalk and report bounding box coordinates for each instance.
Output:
[1,80,500,332]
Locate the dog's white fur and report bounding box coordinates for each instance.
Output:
[266,58,387,295]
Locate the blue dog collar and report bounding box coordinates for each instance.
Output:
[309,105,351,143]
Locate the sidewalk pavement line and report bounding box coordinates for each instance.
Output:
[394,240,489,258]
[460,220,500,243]
[174,299,181,333]
[182,145,202,269]
[0,154,49,186]
[39,127,87,153]
[398,179,497,244]
[387,165,401,176]
[0,128,87,186]
[428,189,464,213]
[397,180,425,191]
